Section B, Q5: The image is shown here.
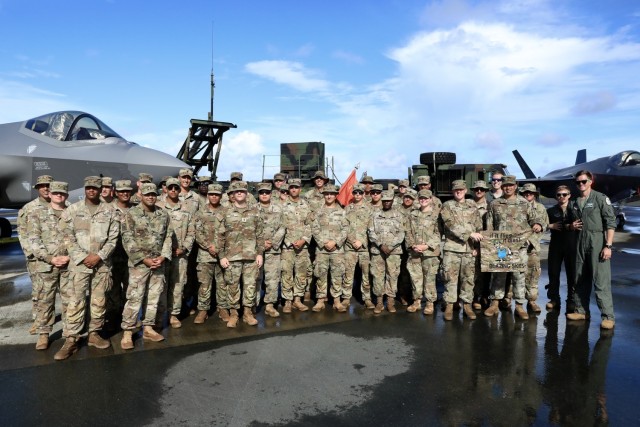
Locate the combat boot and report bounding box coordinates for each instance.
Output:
[463,303,477,320]
[566,312,589,321]
[387,298,397,313]
[528,301,542,313]
[88,331,111,349]
[484,300,500,317]
[265,303,280,318]
[515,303,529,320]
[29,322,37,335]
[120,330,134,350]
[400,297,409,306]
[407,299,421,313]
[444,303,454,321]
[54,337,78,361]
[341,298,351,309]
[194,310,208,324]
[423,301,434,315]
[364,299,375,310]
[312,298,326,312]
[218,308,230,322]
[600,319,615,330]
[242,309,258,326]
[282,300,293,313]
[35,333,49,351]
[546,300,560,310]
[333,299,346,313]
[293,297,309,312]
[472,298,482,310]
[227,309,239,328]
[143,326,164,342]
[170,315,182,328]
[373,299,384,314]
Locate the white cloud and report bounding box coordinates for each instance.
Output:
[332,50,364,65]
[245,60,330,93]
[571,91,617,115]
[0,79,71,122]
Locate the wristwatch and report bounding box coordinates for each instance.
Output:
[605,244,613,249]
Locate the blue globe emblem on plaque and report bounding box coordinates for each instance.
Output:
[497,247,508,260]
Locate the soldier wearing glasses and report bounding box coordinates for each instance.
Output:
[567,170,616,330]
[487,171,504,202]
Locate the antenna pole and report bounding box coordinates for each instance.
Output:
[209,22,215,120]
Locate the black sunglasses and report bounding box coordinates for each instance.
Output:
[556,193,569,197]
[575,179,589,185]
[258,190,270,195]
[370,191,382,195]
[352,190,364,195]
[491,178,503,182]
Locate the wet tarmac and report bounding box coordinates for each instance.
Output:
[1,208,639,426]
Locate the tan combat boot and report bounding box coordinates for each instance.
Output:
[515,303,529,320]
[600,319,615,330]
[242,309,258,326]
[528,301,542,313]
[170,315,182,329]
[407,299,421,313]
[463,303,477,320]
[293,297,309,312]
[341,298,351,309]
[265,303,280,318]
[88,331,111,349]
[312,298,326,312]
[373,299,384,314]
[387,298,397,313]
[423,301,434,315]
[35,333,49,351]
[472,299,482,310]
[194,310,208,324]
[143,326,165,342]
[333,299,346,313]
[566,312,588,321]
[364,299,375,310]
[218,308,230,322]
[484,300,500,317]
[282,300,293,314]
[227,309,239,328]
[120,330,134,350]
[444,303,454,321]
[54,337,78,361]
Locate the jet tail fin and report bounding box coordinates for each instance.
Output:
[575,149,586,165]
[512,150,536,179]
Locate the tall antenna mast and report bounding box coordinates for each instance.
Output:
[209,22,215,121]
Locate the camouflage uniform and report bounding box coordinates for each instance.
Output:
[178,190,201,215]
[311,202,347,300]
[194,203,227,311]
[304,187,326,212]
[280,197,313,301]
[473,197,491,303]
[524,197,548,302]
[405,204,442,304]
[257,202,286,305]
[120,204,173,330]
[344,201,372,302]
[61,199,118,338]
[440,198,482,304]
[368,205,406,299]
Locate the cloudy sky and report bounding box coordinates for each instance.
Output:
[1,0,639,183]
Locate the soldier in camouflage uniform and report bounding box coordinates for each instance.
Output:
[156,178,196,328]
[395,188,416,305]
[17,174,53,335]
[256,182,286,317]
[177,168,201,215]
[278,183,289,205]
[368,191,406,314]
[361,175,374,202]
[271,172,287,200]
[129,172,153,205]
[100,177,114,204]
[279,178,312,313]
[196,176,213,207]
[177,168,200,316]
[304,170,329,211]
[120,183,173,349]
[393,179,410,205]
[471,180,491,309]
[405,189,442,315]
[310,184,348,312]
[440,180,484,321]
[193,184,227,324]
[369,184,383,209]
[55,176,119,360]
[221,172,257,206]
[414,175,443,209]
[158,175,172,203]
[520,184,549,313]
[27,181,70,351]
[484,175,543,320]
[219,182,264,327]
[344,184,374,309]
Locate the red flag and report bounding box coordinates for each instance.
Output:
[337,169,357,207]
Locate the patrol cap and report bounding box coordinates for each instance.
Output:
[371,184,383,192]
[138,172,153,183]
[33,175,54,189]
[471,180,489,190]
[452,180,467,191]
[165,178,180,188]
[312,170,328,180]
[519,183,539,194]
[352,183,365,192]
[227,181,247,194]
[502,175,517,186]
[101,177,113,187]
[207,183,223,195]
[140,183,158,195]
[402,189,417,200]
[361,175,374,184]
[321,184,339,194]
[273,173,286,181]
[398,179,410,187]
[417,175,431,185]
[84,176,102,188]
[381,191,395,201]
[257,182,273,192]
[418,189,432,199]
[160,176,172,185]
[280,183,290,192]
[288,178,302,187]
[230,171,243,181]
[49,181,68,194]
[179,168,194,178]
[198,176,212,184]
[115,180,133,191]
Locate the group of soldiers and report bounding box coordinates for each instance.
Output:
[17,166,616,361]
